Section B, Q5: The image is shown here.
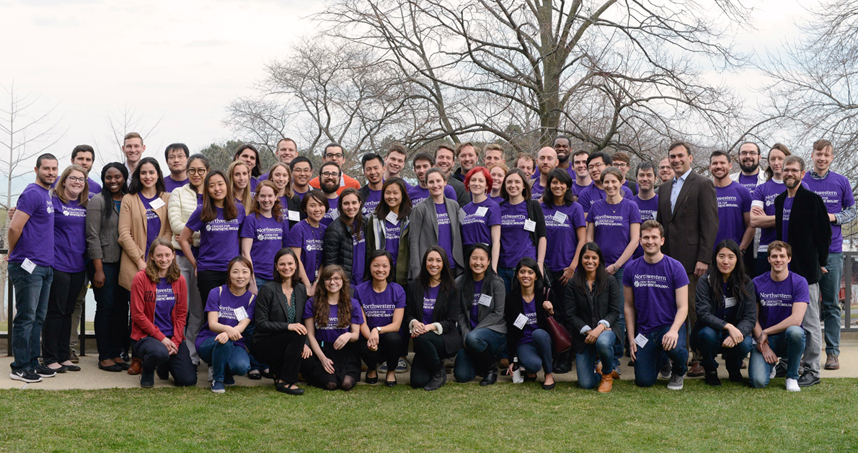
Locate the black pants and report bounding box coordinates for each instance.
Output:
[42,270,86,365]
[411,333,451,388]
[250,331,305,384]
[304,342,360,389]
[357,331,405,373]
[90,262,131,361]
[197,270,228,308]
[132,336,198,387]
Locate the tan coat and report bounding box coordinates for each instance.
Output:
[118,192,173,290]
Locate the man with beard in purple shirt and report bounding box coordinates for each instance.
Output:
[632,161,659,260]
[709,151,754,253]
[531,147,557,201]
[318,162,342,228]
[731,141,767,278]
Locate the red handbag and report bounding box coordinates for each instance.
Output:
[545,315,573,353]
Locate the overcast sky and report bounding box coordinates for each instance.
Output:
[0,0,813,189]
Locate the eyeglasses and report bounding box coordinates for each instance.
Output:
[187,169,207,175]
[321,171,339,178]
[325,153,344,159]
[325,276,343,282]
[68,176,85,183]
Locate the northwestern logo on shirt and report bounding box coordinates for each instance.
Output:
[632,273,669,289]
[759,292,795,307]
[255,227,282,242]
[640,210,656,221]
[205,217,241,232]
[305,239,323,252]
[365,303,396,319]
[437,211,450,226]
[156,287,173,302]
[217,306,240,321]
[717,196,740,208]
[145,208,158,221]
[501,214,526,226]
[593,214,624,227]
[764,194,778,207]
[62,207,86,217]
[317,316,340,330]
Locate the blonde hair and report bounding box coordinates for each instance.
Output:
[227,160,253,213]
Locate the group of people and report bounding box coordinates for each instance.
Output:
[7,132,850,395]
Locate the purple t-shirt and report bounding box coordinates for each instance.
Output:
[632,195,659,259]
[250,177,259,193]
[802,171,855,253]
[738,173,760,193]
[531,177,546,200]
[185,206,245,272]
[164,176,189,193]
[572,182,589,197]
[590,198,641,265]
[87,177,102,200]
[154,278,176,337]
[435,203,455,269]
[714,182,751,249]
[782,196,794,244]
[623,255,689,334]
[52,197,87,273]
[362,188,382,216]
[240,213,290,281]
[754,272,809,330]
[751,179,786,252]
[284,220,326,284]
[196,285,256,349]
[139,193,163,258]
[499,201,536,268]
[407,185,456,206]
[303,297,364,344]
[383,217,401,266]
[320,196,339,228]
[422,285,440,325]
[519,298,538,345]
[462,198,501,247]
[10,183,54,266]
[352,232,367,285]
[293,187,309,201]
[354,281,406,329]
[577,182,633,216]
[541,201,586,271]
[488,195,504,205]
[469,280,484,330]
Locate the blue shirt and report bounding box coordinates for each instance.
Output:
[670,168,692,213]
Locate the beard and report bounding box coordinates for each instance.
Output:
[784,176,800,189]
[320,180,339,194]
[739,161,758,173]
[557,153,570,164]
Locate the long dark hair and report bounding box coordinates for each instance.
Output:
[129,157,166,196]
[337,188,364,241]
[571,242,608,294]
[374,177,412,220]
[99,162,129,222]
[500,168,531,202]
[233,143,261,178]
[543,168,575,208]
[709,240,750,304]
[313,265,352,328]
[511,257,544,296]
[418,246,455,296]
[273,248,301,286]
[201,170,238,223]
[458,244,494,299]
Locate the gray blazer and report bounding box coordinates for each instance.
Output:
[456,273,507,339]
[86,192,122,263]
[408,197,464,279]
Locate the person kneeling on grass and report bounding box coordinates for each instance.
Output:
[505,257,556,390]
[129,238,197,388]
[692,240,756,386]
[303,265,364,391]
[196,256,256,394]
[623,220,689,390]
[749,241,808,392]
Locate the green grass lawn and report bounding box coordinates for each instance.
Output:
[1,378,856,452]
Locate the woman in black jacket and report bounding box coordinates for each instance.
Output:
[250,248,312,395]
[404,246,462,391]
[505,257,556,390]
[565,242,621,392]
[693,240,757,386]
[323,188,367,287]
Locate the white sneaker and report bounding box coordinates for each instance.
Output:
[667,373,684,390]
[786,378,800,392]
[207,367,214,382]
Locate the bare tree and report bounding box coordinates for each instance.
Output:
[93,104,164,166]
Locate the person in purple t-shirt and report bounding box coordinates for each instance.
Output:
[233,143,262,190]
[578,152,633,216]
[497,169,547,293]
[290,156,313,201]
[461,167,502,270]
[267,162,302,228]
[710,151,754,252]
[531,147,558,201]
[196,257,256,393]
[359,153,385,217]
[178,170,245,322]
[487,163,508,204]
[303,265,364,391]
[355,251,406,386]
[365,178,412,285]
[240,181,290,289]
[318,162,342,228]
[407,153,458,206]
[749,241,808,392]
[228,160,253,215]
[42,166,90,373]
[570,150,593,197]
[623,220,690,389]
[631,161,659,260]
[163,143,190,193]
[322,189,368,286]
[750,144,790,275]
[286,191,329,296]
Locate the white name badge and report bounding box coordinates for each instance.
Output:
[288,210,300,222]
[329,209,339,220]
[385,211,399,224]
[475,207,488,217]
[724,297,737,308]
[149,198,166,210]
[523,219,536,232]
[21,258,37,274]
[478,294,493,307]
[234,306,249,322]
[634,333,649,348]
[514,313,528,330]
[553,211,568,224]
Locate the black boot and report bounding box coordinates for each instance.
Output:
[480,367,498,386]
[703,369,721,386]
[424,365,446,391]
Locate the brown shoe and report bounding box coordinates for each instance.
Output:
[595,363,621,380]
[824,354,840,370]
[687,363,705,377]
[127,357,143,375]
[597,373,613,393]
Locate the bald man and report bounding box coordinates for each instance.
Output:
[531,147,558,200]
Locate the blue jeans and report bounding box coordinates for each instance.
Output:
[518,329,553,375]
[575,330,616,389]
[749,326,806,387]
[633,324,688,387]
[454,328,506,382]
[198,337,251,383]
[819,253,843,355]
[611,267,625,368]
[255,277,270,292]
[754,251,771,277]
[697,326,753,374]
[498,267,516,295]
[9,263,53,372]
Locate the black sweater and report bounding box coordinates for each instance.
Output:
[691,272,757,346]
[505,289,549,362]
[774,185,831,284]
[404,280,463,356]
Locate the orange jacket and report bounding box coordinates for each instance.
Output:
[130,270,188,348]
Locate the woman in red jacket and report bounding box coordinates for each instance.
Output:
[130,237,198,388]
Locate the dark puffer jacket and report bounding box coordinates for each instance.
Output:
[322,216,365,277]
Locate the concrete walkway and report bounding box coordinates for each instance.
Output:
[2,340,857,390]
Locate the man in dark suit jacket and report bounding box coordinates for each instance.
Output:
[656,141,719,376]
